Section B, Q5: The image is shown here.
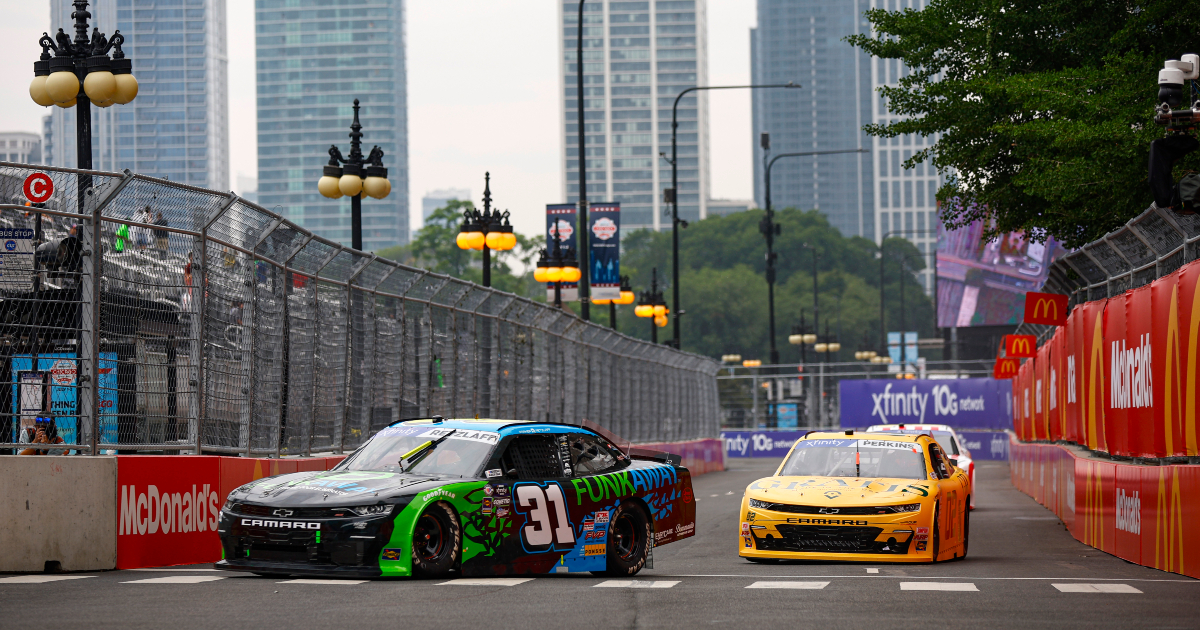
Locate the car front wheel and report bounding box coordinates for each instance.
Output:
[411,502,461,578]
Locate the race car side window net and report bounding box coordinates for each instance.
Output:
[501,436,563,480]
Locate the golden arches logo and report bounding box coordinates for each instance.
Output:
[1163,280,1200,457]
[1086,311,1106,452]
[1031,298,1059,321]
[1081,462,1105,550]
[1154,468,1184,574]
[1011,337,1032,355]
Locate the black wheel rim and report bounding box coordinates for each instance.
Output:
[612,512,642,561]
[414,513,446,561]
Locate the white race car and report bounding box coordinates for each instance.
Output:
[866,424,976,509]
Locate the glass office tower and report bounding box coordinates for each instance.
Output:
[750,0,873,240]
[559,0,710,231]
[45,0,229,191]
[256,0,410,250]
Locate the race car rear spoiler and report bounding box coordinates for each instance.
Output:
[628,447,683,467]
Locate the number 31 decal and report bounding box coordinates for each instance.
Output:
[514,482,576,551]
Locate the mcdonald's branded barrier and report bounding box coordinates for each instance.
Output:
[6,437,722,571]
[1012,256,1200,458]
[720,430,1010,460]
[1010,436,1198,579]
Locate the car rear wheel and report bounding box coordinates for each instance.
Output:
[411,502,460,578]
[592,502,651,576]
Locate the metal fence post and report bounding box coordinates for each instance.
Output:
[339,257,370,453]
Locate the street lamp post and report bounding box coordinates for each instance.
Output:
[800,242,819,364]
[593,275,635,331]
[633,268,668,344]
[761,143,869,364]
[534,233,580,310]
[316,99,392,251]
[30,1,138,178]
[661,82,801,349]
[574,0,592,321]
[455,173,516,287]
[877,229,935,366]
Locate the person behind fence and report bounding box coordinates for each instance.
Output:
[18,417,67,456]
[133,206,152,250]
[154,211,169,253]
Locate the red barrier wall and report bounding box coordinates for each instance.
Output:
[116,455,343,569]
[1017,258,1200,458]
[1009,436,1199,579]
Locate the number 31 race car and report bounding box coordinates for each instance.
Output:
[739,430,970,563]
[215,418,696,578]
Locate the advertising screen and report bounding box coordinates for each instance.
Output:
[936,213,1067,327]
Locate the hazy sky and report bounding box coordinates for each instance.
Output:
[0,1,757,239]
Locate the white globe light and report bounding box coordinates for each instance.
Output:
[29,76,54,107]
[112,73,139,104]
[83,71,117,103]
[338,174,363,197]
[45,70,80,104]
[363,176,390,199]
[318,175,343,199]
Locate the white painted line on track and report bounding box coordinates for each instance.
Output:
[277,579,368,585]
[1053,583,1142,593]
[0,575,95,584]
[121,576,226,584]
[746,581,828,589]
[595,580,680,588]
[866,568,879,574]
[439,578,533,586]
[662,574,1199,582]
[900,582,978,591]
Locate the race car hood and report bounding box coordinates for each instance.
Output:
[746,475,938,504]
[226,470,456,507]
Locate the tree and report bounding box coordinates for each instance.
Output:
[847,1,1200,248]
[616,209,935,361]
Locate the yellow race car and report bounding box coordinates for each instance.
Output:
[739,430,970,563]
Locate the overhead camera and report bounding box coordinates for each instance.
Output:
[1155,54,1200,128]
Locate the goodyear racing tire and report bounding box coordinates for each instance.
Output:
[411,501,461,578]
[930,504,941,563]
[960,497,970,559]
[593,502,651,577]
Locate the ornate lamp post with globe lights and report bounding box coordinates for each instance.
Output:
[592,275,635,331]
[455,173,516,287]
[633,268,669,344]
[29,0,138,175]
[533,233,581,310]
[316,99,391,251]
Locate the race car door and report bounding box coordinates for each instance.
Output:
[929,441,967,556]
[494,433,586,573]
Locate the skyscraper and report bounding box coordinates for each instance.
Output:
[255,0,410,251]
[750,0,874,240]
[0,133,42,165]
[559,0,710,231]
[44,0,229,190]
[867,0,940,292]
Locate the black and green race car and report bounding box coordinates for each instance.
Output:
[214,418,697,578]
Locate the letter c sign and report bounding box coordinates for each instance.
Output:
[23,173,54,204]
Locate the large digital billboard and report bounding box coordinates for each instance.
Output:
[936,214,1067,328]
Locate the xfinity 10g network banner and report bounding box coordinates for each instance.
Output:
[839,378,1012,429]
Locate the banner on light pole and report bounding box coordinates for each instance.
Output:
[588,202,620,300]
[545,204,577,302]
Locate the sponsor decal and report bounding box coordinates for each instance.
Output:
[1110,334,1152,410]
[595,511,610,524]
[482,497,493,515]
[288,471,397,496]
[485,469,503,478]
[857,439,912,450]
[493,497,511,507]
[496,507,510,519]
[513,427,554,434]
[120,484,220,536]
[824,490,842,499]
[583,544,607,557]
[568,466,678,506]
[744,536,753,548]
[674,522,695,536]
[1115,488,1141,535]
[795,439,857,449]
[583,521,594,531]
[915,541,927,551]
[381,548,403,561]
[495,485,508,497]
[682,486,693,504]
[420,428,499,444]
[484,485,495,496]
[240,519,320,530]
[741,522,750,535]
[422,488,457,502]
[785,518,870,525]
[585,530,606,540]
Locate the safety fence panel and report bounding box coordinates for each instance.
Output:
[0,163,720,456]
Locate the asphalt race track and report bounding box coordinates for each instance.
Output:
[3,459,1196,629]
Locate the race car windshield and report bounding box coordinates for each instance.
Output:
[341,430,497,477]
[877,430,959,456]
[779,440,928,480]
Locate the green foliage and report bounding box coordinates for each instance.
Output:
[615,209,936,361]
[846,0,1200,248]
[390,200,544,298]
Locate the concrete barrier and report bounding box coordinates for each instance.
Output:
[0,456,118,572]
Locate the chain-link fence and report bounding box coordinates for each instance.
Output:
[718,359,996,429]
[1018,203,1200,342]
[0,163,721,456]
